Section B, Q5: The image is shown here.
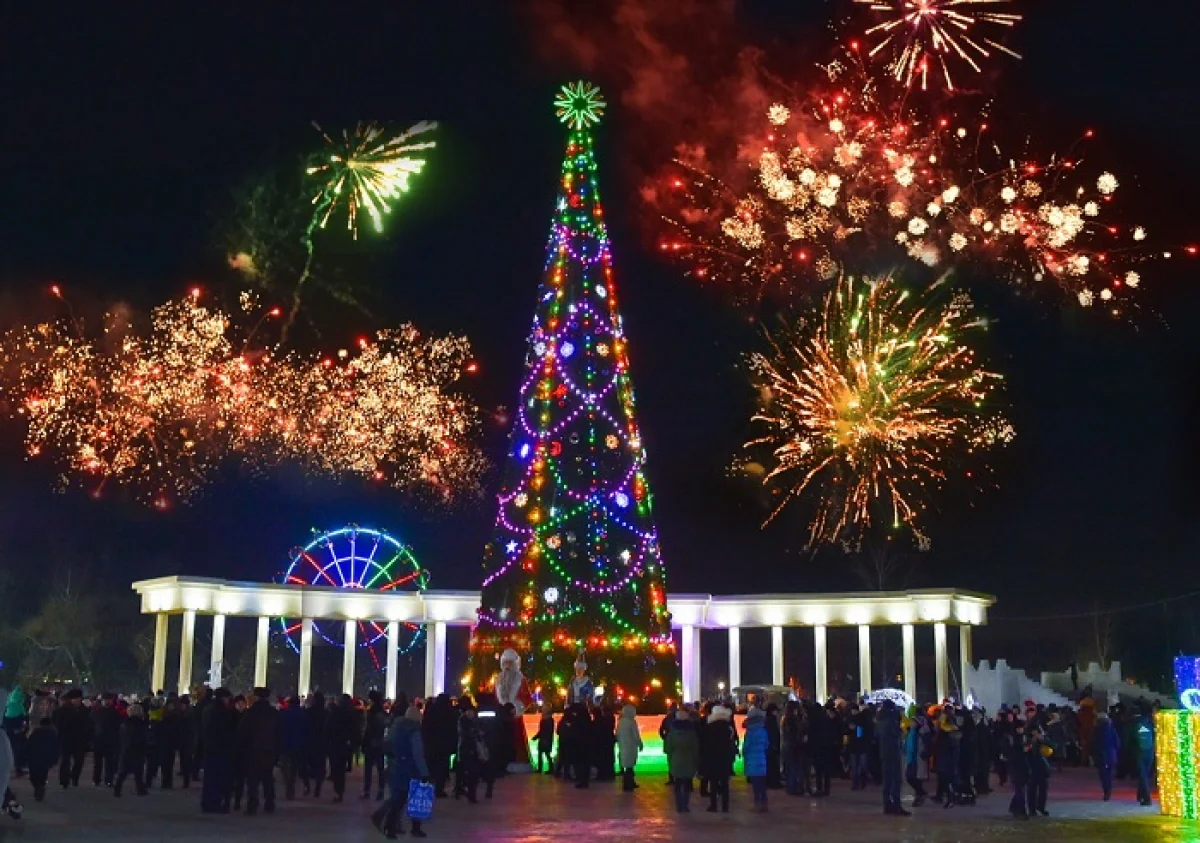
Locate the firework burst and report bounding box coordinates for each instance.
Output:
[0,289,484,507]
[659,63,1175,315]
[855,0,1022,91]
[307,121,437,238]
[745,272,1011,547]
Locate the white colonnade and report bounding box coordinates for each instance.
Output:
[134,577,993,704]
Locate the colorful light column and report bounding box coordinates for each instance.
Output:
[1156,656,1200,818]
[467,82,678,709]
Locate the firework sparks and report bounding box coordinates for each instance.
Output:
[307,121,437,238]
[745,272,1011,546]
[660,72,1173,314]
[854,0,1022,90]
[0,290,484,507]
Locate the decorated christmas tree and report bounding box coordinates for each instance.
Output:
[469,82,677,710]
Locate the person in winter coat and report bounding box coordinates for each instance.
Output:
[743,705,769,812]
[664,708,700,813]
[361,691,388,800]
[0,690,21,822]
[1078,697,1097,766]
[701,704,737,813]
[1003,719,1030,819]
[89,694,120,788]
[373,705,430,839]
[303,692,328,798]
[25,718,60,802]
[554,704,577,781]
[3,688,28,782]
[201,689,237,813]
[325,694,355,802]
[53,689,91,789]
[847,704,872,791]
[592,706,617,782]
[877,700,910,816]
[454,700,484,803]
[904,706,931,806]
[562,703,591,789]
[780,701,807,796]
[972,710,993,795]
[934,708,962,807]
[189,686,210,781]
[1093,712,1120,801]
[160,697,190,789]
[616,704,643,792]
[534,703,556,775]
[659,703,678,786]
[809,703,838,797]
[115,704,149,797]
[237,688,280,815]
[1026,725,1051,816]
[279,695,308,800]
[422,694,457,797]
[764,703,783,790]
[1134,704,1155,807]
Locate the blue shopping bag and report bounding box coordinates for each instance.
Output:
[406,780,435,822]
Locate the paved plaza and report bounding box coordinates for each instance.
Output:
[2,766,1196,842]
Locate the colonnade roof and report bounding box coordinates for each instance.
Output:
[132,576,994,628]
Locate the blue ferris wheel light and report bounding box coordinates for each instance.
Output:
[277,524,429,668]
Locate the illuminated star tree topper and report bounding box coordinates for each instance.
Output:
[553,80,607,130]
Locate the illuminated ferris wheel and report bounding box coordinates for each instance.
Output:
[277,525,429,671]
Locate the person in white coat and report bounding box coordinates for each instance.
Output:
[616,704,643,792]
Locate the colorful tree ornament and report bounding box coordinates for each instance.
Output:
[468,82,677,711]
[277,525,429,672]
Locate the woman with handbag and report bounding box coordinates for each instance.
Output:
[372,705,430,839]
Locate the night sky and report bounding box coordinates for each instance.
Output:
[2,1,1199,689]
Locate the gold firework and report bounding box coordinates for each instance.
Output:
[855,0,1022,90]
[0,290,484,507]
[745,272,1011,546]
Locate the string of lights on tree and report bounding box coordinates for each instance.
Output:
[468,81,677,708]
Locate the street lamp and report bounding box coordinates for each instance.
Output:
[717,681,726,693]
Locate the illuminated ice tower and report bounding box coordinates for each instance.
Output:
[469,82,677,709]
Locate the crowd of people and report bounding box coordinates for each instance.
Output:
[0,681,1163,835]
[654,693,1160,820]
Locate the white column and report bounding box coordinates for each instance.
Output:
[298,618,314,697]
[254,616,269,688]
[728,627,741,692]
[177,609,196,696]
[342,622,357,696]
[425,621,446,698]
[151,613,168,693]
[386,621,400,701]
[771,626,784,687]
[959,625,973,703]
[902,624,917,701]
[209,614,226,688]
[814,625,828,704]
[858,624,872,695]
[681,625,700,703]
[934,622,948,703]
